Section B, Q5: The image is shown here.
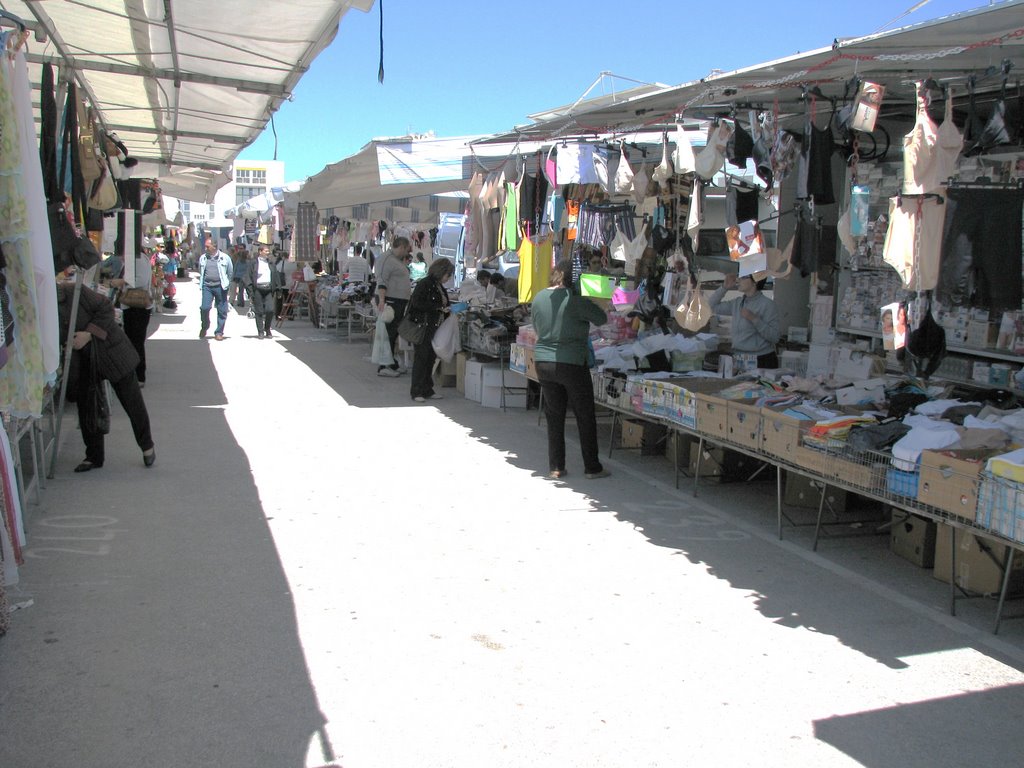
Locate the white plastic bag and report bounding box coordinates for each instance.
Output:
[432,314,461,362]
[370,313,395,366]
[675,281,712,332]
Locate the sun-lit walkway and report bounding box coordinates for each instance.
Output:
[2,274,1023,768]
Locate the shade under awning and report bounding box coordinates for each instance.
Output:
[6,0,374,202]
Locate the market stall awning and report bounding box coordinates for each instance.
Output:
[5,0,375,202]
[478,1,1024,141]
[299,135,540,211]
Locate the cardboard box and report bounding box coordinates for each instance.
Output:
[482,365,525,389]
[784,471,847,512]
[525,347,537,381]
[933,524,1024,595]
[890,511,937,568]
[726,399,762,450]
[792,444,829,475]
[761,408,813,459]
[665,432,696,469]
[691,444,765,481]
[696,392,729,440]
[918,448,997,518]
[620,419,666,456]
[826,457,881,492]
[464,359,489,402]
[481,385,527,408]
[456,352,468,395]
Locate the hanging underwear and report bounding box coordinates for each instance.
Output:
[797,117,835,204]
[883,196,944,290]
[726,187,759,227]
[727,119,753,168]
[576,203,636,249]
[937,187,1024,312]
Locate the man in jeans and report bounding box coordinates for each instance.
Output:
[374,236,414,376]
[197,238,233,340]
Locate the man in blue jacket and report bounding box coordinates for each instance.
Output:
[197,238,233,340]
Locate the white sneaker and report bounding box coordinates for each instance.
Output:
[396,366,409,374]
[377,368,400,378]
[413,396,426,402]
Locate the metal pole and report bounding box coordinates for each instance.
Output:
[47,270,83,478]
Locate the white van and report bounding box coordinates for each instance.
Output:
[432,212,467,286]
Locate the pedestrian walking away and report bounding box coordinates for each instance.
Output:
[197,238,233,340]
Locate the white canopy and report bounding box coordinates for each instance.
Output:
[7,0,374,202]
[299,135,545,211]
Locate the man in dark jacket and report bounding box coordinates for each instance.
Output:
[57,282,155,472]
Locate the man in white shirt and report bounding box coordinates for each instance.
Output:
[374,237,414,376]
[344,243,371,284]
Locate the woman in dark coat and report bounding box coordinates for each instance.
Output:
[57,282,156,472]
[407,257,454,402]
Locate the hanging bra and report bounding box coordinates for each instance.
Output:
[933,88,963,186]
[695,122,732,181]
[727,118,754,168]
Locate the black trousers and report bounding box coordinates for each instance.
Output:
[938,187,1024,313]
[121,307,151,383]
[251,287,275,334]
[380,298,407,370]
[410,329,437,398]
[536,361,603,475]
[75,353,153,466]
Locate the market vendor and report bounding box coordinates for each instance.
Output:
[709,271,780,368]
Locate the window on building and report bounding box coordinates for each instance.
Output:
[235,168,267,185]
[181,201,191,218]
[236,185,265,205]
[209,204,216,220]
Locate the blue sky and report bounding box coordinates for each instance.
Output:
[236,0,999,182]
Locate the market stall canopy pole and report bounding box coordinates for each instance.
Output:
[13,0,375,203]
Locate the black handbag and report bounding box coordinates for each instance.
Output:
[83,345,110,435]
[397,314,425,344]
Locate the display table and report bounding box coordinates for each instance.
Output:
[590,372,1024,635]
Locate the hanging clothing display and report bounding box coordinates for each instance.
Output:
[791,204,838,278]
[883,196,944,290]
[726,185,759,227]
[796,114,835,204]
[0,43,48,417]
[517,235,553,303]
[293,202,318,261]
[8,49,59,378]
[502,180,519,250]
[518,169,548,237]
[937,186,1024,312]
[575,202,636,250]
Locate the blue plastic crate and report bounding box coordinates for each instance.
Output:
[886,467,919,498]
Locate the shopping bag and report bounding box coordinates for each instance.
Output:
[579,273,614,299]
[370,313,395,366]
[397,314,426,344]
[431,314,461,362]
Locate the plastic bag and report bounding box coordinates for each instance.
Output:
[613,142,634,195]
[432,314,461,362]
[651,132,674,183]
[370,313,394,366]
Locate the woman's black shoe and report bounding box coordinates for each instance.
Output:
[143,449,156,468]
[74,460,101,473]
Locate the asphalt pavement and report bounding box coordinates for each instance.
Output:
[2,274,1023,768]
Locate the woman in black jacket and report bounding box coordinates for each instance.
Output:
[407,258,454,402]
[57,282,156,472]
